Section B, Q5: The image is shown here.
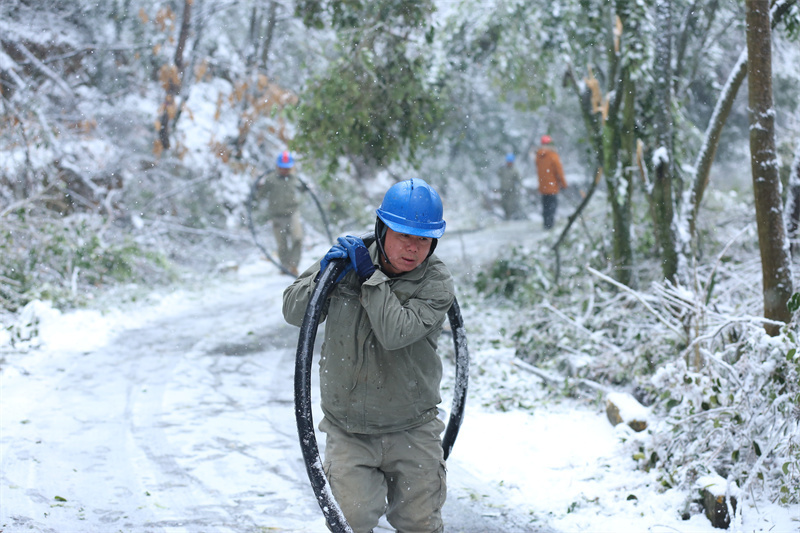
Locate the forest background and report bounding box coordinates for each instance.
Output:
[2,0,800,527]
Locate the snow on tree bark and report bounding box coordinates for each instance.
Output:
[686,0,797,245]
[745,0,794,335]
[651,0,679,286]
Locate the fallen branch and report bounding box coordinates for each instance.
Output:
[512,357,609,395]
[542,302,624,356]
[0,185,59,218]
[12,42,74,98]
[553,166,603,284]
[587,266,685,338]
[146,219,254,243]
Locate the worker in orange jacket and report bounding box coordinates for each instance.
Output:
[534,135,568,229]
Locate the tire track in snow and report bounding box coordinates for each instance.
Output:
[1,254,553,532]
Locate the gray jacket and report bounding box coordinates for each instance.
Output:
[261,172,300,218]
[498,164,521,194]
[282,242,455,434]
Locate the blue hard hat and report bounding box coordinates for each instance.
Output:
[376,178,446,239]
[277,150,295,168]
[506,153,515,163]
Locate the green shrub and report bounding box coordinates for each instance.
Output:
[648,322,800,504]
[1,215,173,312]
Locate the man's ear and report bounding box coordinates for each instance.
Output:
[428,238,438,257]
[374,218,391,266]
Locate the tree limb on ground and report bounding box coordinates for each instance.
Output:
[511,357,609,396]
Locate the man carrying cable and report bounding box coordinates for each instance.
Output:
[283,178,454,532]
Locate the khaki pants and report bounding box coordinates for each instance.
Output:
[500,190,521,220]
[272,213,303,273]
[320,417,447,533]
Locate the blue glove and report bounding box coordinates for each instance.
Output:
[318,243,352,283]
[337,236,376,281]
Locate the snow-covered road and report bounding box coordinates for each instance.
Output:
[4,219,796,532]
[0,228,545,532]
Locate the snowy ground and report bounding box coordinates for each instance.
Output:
[1,219,798,533]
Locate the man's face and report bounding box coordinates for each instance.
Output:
[380,228,432,275]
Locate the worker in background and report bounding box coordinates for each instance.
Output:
[262,150,303,275]
[534,135,568,229]
[497,152,523,220]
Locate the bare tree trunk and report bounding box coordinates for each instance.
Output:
[171,2,207,132]
[787,143,800,257]
[247,5,260,67]
[563,7,635,288]
[651,0,679,285]
[602,58,637,286]
[175,0,192,73]
[157,0,193,152]
[113,0,133,40]
[596,2,636,287]
[745,0,794,335]
[555,66,606,285]
[673,0,701,80]
[674,0,720,99]
[260,1,279,72]
[231,2,281,159]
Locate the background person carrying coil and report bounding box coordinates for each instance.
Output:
[259,150,304,275]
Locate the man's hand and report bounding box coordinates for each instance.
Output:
[319,243,352,283]
[338,236,376,282]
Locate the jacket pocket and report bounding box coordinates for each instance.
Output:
[328,284,361,325]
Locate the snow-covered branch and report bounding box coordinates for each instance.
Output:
[10,41,74,98]
[587,266,685,338]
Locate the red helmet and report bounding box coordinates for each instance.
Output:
[541,135,552,145]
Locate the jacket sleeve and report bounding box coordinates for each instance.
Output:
[254,174,271,200]
[555,153,567,189]
[359,267,455,351]
[282,261,325,327]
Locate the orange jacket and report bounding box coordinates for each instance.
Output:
[535,147,567,195]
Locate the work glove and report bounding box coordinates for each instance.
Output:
[337,235,376,282]
[318,243,352,283]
